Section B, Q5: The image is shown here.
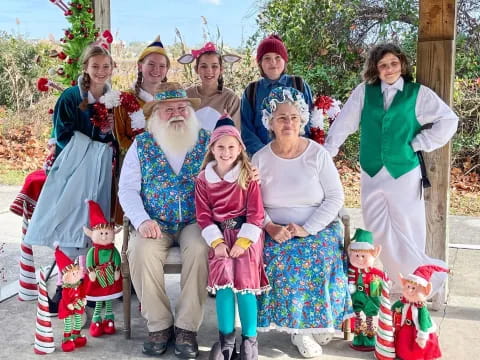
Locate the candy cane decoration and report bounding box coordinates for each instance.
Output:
[49,0,69,13]
[34,268,55,354]
[374,279,396,359]
[18,201,38,301]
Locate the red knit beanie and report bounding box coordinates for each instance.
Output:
[256,34,288,63]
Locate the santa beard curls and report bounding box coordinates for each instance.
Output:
[147,106,201,154]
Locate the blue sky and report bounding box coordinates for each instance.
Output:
[1,0,260,48]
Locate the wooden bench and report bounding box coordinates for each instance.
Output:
[121,213,353,340]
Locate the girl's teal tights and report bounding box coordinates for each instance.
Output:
[215,288,257,337]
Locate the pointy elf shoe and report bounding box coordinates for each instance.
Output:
[102,319,116,335]
[61,333,75,352]
[89,320,104,337]
[72,330,87,347]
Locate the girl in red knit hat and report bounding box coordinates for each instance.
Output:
[240,34,314,155]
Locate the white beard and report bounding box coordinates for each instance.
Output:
[147,109,200,154]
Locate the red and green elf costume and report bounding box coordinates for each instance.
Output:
[84,200,122,337]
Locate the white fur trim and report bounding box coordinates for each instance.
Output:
[201,223,223,246]
[137,86,154,102]
[130,109,145,129]
[310,108,325,128]
[207,283,270,295]
[86,291,122,301]
[404,274,429,287]
[349,241,375,250]
[237,223,262,243]
[204,161,241,183]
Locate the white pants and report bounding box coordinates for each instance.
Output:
[361,166,447,295]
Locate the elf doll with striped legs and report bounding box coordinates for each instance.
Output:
[54,245,87,352]
[347,228,388,351]
[83,200,122,337]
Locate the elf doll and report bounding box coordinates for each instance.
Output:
[347,228,388,351]
[83,200,122,337]
[54,245,87,352]
[392,265,449,360]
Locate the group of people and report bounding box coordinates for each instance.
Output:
[22,31,458,360]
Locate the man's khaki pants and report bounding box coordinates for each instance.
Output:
[127,222,209,333]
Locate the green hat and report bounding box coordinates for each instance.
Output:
[349,228,375,250]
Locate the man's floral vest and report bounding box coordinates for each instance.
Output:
[136,129,210,234]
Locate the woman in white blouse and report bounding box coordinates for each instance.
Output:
[252,87,353,358]
[324,43,458,296]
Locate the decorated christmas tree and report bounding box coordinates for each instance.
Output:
[48,0,99,86]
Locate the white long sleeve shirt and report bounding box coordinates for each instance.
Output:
[324,77,459,157]
[252,140,344,235]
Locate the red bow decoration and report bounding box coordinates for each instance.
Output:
[191,42,217,59]
[94,30,114,49]
[314,95,334,112]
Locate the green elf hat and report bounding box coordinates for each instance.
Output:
[349,228,375,250]
[137,35,169,63]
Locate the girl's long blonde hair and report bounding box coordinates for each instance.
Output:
[201,139,253,190]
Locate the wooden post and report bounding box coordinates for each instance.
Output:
[416,0,457,309]
[92,0,111,33]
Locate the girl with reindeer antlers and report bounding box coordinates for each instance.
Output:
[178,42,242,131]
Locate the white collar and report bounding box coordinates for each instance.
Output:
[77,74,112,103]
[205,161,241,183]
[137,86,154,103]
[381,76,404,93]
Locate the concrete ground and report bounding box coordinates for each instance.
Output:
[0,185,479,359]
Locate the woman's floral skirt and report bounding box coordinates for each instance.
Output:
[258,220,354,333]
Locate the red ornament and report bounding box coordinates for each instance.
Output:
[86,7,93,13]
[57,52,67,60]
[94,31,99,37]
[77,4,82,9]
[37,78,50,92]
[101,30,114,44]
[67,33,74,40]
[64,10,73,16]
[64,30,70,36]
[67,57,74,64]
[48,109,54,115]
[71,80,77,86]
[57,67,65,75]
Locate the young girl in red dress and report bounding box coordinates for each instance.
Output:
[195,115,269,360]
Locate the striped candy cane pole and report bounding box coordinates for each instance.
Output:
[18,202,38,301]
[34,268,55,354]
[375,279,396,360]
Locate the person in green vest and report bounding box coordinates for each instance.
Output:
[324,43,458,296]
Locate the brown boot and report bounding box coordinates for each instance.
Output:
[209,331,238,360]
[240,336,257,360]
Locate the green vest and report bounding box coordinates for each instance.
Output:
[360,81,421,178]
